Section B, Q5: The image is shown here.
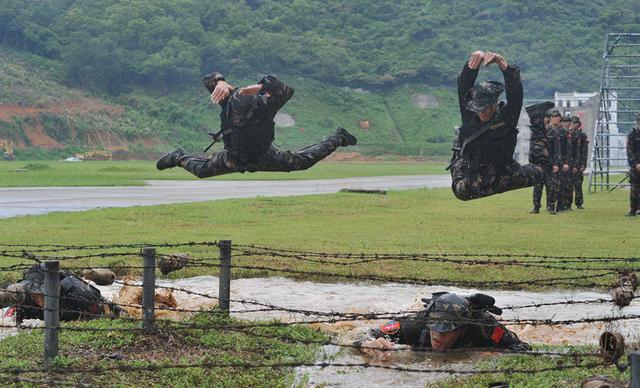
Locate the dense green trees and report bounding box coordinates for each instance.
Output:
[2,0,638,96]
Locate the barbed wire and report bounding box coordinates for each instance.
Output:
[234,246,640,264]
[0,241,634,384]
[234,243,640,262]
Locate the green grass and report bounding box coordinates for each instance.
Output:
[0,160,446,187]
[0,312,327,387]
[0,184,636,288]
[436,345,627,387]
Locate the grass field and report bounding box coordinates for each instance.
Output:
[0,183,636,288]
[0,183,635,387]
[0,313,326,386]
[0,160,446,187]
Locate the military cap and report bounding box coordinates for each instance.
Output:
[549,109,561,117]
[466,81,505,113]
[526,102,555,119]
[571,116,581,124]
[561,115,571,122]
[426,292,471,333]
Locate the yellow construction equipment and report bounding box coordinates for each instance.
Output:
[74,150,113,161]
[0,140,15,161]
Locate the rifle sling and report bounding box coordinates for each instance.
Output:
[460,121,506,156]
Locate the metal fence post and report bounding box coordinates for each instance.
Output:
[142,247,156,330]
[631,351,640,388]
[43,261,60,367]
[218,240,232,314]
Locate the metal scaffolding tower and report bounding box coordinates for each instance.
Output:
[589,33,640,192]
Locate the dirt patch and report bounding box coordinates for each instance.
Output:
[0,97,123,122]
[22,121,61,148]
[61,330,216,365]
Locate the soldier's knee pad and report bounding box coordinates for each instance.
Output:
[452,182,473,201]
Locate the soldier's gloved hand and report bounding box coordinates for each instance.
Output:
[211,81,234,104]
[562,164,569,172]
[552,165,559,173]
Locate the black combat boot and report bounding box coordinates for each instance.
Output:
[530,207,540,214]
[547,207,557,215]
[576,205,584,209]
[335,127,357,146]
[156,148,186,170]
[626,210,637,217]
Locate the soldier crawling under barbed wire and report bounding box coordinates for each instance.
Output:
[356,292,530,359]
[0,263,120,323]
[156,73,357,178]
[449,50,552,200]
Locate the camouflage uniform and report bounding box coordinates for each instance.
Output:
[627,125,640,216]
[450,62,546,201]
[368,292,530,351]
[556,126,573,211]
[161,74,355,178]
[532,121,561,213]
[572,126,589,208]
[1,264,113,323]
[562,127,576,209]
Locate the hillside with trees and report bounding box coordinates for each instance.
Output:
[0,0,638,159]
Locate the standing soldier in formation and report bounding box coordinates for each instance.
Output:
[626,113,640,217]
[556,113,573,212]
[532,109,561,214]
[569,116,588,209]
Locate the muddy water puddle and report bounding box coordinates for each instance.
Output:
[4,276,638,386]
[103,277,640,386]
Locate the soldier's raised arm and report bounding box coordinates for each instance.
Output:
[485,51,522,128]
[457,51,483,122]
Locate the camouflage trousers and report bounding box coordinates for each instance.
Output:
[557,170,573,210]
[631,169,640,212]
[571,170,584,207]
[450,159,544,201]
[532,171,559,211]
[178,135,341,179]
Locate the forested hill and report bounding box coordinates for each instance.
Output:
[0,1,638,159]
[2,0,638,95]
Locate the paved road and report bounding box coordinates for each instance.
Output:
[0,175,451,218]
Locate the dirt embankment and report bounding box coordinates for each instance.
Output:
[0,97,126,149]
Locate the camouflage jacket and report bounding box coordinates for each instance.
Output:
[546,125,563,167]
[573,130,589,169]
[628,127,640,169]
[456,62,523,168]
[369,312,530,351]
[218,74,294,165]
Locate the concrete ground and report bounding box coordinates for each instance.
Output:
[0,175,451,218]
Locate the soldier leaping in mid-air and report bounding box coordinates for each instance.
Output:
[449,50,552,201]
[156,73,357,178]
